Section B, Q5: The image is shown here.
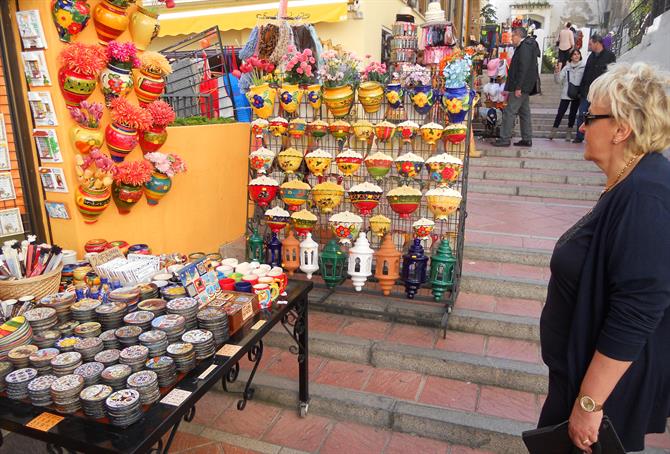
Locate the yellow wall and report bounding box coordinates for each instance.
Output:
[15,0,250,256]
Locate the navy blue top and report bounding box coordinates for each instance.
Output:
[539,152,670,452]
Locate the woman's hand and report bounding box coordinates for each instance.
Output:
[568,400,602,453]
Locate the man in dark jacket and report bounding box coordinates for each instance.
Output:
[494,27,541,147]
[573,34,616,143]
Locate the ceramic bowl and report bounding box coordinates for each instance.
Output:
[420,122,444,145]
[425,153,463,186]
[288,119,307,140]
[369,214,392,237]
[444,123,467,144]
[386,186,422,219]
[412,218,435,239]
[352,120,374,142]
[264,206,291,233]
[394,152,425,179]
[335,149,363,176]
[312,181,345,214]
[426,187,463,220]
[249,147,275,174]
[364,152,393,179]
[305,149,332,177]
[329,120,351,141]
[279,180,311,211]
[395,121,420,142]
[269,117,288,136]
[374,121,396,143]
[348,182,383,216]
[307,120,329,139]
[248,176,279,207]
[277,148,304,174]
[251,119,269,137]
[329,211,363,245]
[291,209,318,237]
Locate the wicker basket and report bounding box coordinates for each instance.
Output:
[0,265,63,301]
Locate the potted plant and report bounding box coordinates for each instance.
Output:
[133,51,172,106]
[399,64,435,115]
[93,0,134,44]
[130,0,175,51]
[58,42,108,106]
[100,41,140,106]
[240,56,277,119]
[74,148,115,223]
[319,50,361,118]
[279,46,316,114]
[358,56,388,114]
[51,0,91,43]
[106,97,152,162]
[68,101,104,155]
[440,48,475,122]
[143,152,187,205]
[111,159,153,214]
[139,100,176,154]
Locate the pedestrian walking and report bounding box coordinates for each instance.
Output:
[557,22,575,68]
[573,34,616,143]
[493,27,540,147]
[550,49,585,141]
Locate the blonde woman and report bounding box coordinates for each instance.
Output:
[538,62,670,453]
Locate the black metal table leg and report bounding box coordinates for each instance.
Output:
[221,341,264,411]
[296,295,309,417]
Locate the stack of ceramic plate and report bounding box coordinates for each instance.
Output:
[80,384,113,418]
[95,302,127,331]
[24,307,58,333]
[57,320,80,337]
[32,330,60,349]
[138,330,168,357]
[0,361,13,391]
[27,374,57,406]
[182,329,215,360]
[50,352,83,377]
[115,326,143,348]
[74,362,104,386]
[99,329,121,350]
[71,299,102,323]
[123,311,155,332]
[50,374,84,413]
[151,314,186,343]
[138,283,160,301]
[127,370,160,405]
[94,349,120,367]
[167,298,199,330]
[119,345,149,373]
[74,337,104,362]
[108,287,141,313]
[8,345,38,369]
[106,389,142,427]
[5,368,37,399]
[38,292,76,323]
[161,285,187,302]
[197,308,230,346]
[166,343,196,373]
[29,348,60,375]
[145,356,177,388]
[137,299,167,317]
[74,322,102,338]
[0,316,33,361]
[101,364,132,391]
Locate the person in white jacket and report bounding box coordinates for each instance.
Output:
[551,49,586,141]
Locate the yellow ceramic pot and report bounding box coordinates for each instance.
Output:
[357,81,384,114]
[305,84,322,110]
[322,84,355,118]
[352,120,374,143]
[426,187,463,221]
[269,117,288,136]
[277,148,304,174]
[369,214,392,237]
[129,6,159,51]
[420,123,445,145]
[335,149,363,176]
[93,0,129,44]
[246,83,276,119]
[279,83,304,114]
[312,181,345,214]
[305,149,332,177]
[70,125,104,154]
[280,180,311,211]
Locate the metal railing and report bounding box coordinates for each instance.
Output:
[611,0,670,56]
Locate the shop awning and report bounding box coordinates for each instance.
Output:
[157,0,349,37]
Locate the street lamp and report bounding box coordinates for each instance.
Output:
[348,232,374,291]
[318,239,347,289]
[299,232,319,279]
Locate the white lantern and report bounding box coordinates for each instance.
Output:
[348,232,374,291]
[299,232,319,279]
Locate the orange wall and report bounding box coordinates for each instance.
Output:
[15,0,250,255]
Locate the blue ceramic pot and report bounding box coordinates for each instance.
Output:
[411,84,435,115]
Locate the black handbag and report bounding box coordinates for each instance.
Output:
[522,415,625,454]
[567,70,580,100]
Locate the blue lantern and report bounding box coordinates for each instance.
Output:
[401,238,429,299]
[266,232,282,267]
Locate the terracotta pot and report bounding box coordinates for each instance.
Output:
[112,182,144,214]
[70,125,104,154]
[245,83,276,119]
[357,81,384,114]
[322,84,355,118]
[100,61,134,106]
[279,83,303,114]
[305,84,322,110]
[106,121,138,162]
[58,67,97,107]
[129,5,159,51]
[75,185,111,223]
[144,171,172,206]
[138,125,168,154]
[93,0,128,44]
[51,0,91,43]
[133,67,165,106]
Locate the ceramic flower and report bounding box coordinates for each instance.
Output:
[445,98,464,114]
[413,92,429,108]
[386,90,400,104]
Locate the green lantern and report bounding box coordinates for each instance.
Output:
[247,227,264,262]
[429,239,456,301]
[318,239,348,289]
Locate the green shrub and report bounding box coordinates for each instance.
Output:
[170,116,236,126]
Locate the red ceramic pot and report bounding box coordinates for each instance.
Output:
[75,185,111,223]
[350,192,382,216]
[112,182,144,214]
[219,278,236,291]
[84,238,108,253]
[138,126,168,154]
[248,182,278,207]
[107,240,129,254]
[58,67,97,106]
[134,67,165,106]
[106,121,138,162]
[387,195,422,219]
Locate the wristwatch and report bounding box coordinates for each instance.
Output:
[578,395,603,412]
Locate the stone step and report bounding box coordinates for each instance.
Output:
[474,155,598,172]
[469,178,601,201]
[461,272,548,301]
[468,166,605,186]
[464,243,552,267]
[477,145,585,160]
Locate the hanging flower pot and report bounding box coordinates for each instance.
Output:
[385,82,404,110]
[322,84,355,118]
[71,125,104,155]
[106,122,138,162]
[442,86,473,124]
[357,81,384,114]
[51,0,91,43]
[143,152,186,206]
[100,62,134,106]
[112,160,154,213]
[112,182,144,214]
[58,43,107,107]
[246,83,276,119]
[411,84,435,115]
[129,5,159,51]
[59,67,98,106]
[106,97,152,162]
[134,52,172,106]
[92,0,130,44]
[144,172,172,206]
[305,84,322,111]
[138,126,167,155]
[75,185,111,223]
[279,83,303,114]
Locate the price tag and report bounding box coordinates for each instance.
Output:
[241,301,254,321]
[25,413,63,432]
[160,389,191,407]
[198,364,217,380]
[216,344,242,357]
[251,320,266,330]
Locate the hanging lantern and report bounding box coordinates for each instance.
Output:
[299,232,319,279]
[318,239,347,289]
[401,238,429,299]
[266,232,282,268]
[281,229,300,276]
[247,227,264,262]
[374,234,401,296]
[430,239,457,301]
[348,232,374,292]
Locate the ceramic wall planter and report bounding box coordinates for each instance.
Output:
[92,0,129,44]
[305,84,322,111]
[112,182,144,214]
[426,187,462,221]
[58,67,97,106]
[129,6,159,51]
[75,185,111,223]
[279,84,303,114]
[246,83,276,119]
[357,81,384,114]
[322,84,355,118]
[52,0,91,43]
[134,68,165,106]
[411,84,435,115]
[106,121,138,162]
[70,125,104,154]
[442,86,473,123]
[385,83,404,109]
[138,126,168,154]
[144,171,172,206]
[277,148,303,174]
[100,62,134,106]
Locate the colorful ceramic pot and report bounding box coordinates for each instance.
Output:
[369,214,391,237]
[288,119,307,140]
[412,218,435,239]
[246,83,276,119]
[386,186,422,219]
[395,121,420,143]
[264,207,290,234]
[374,121,396,143]
[92,0,129,44]
[70,125,104,154]
[411,84,435,115]
[395,153,425,179]
[364,152,393,179]
[269,117,288,137]
[251,118,269,137]
[106,121,138,162]
[133,67,165,106]
[323,84,355,118]
[129,5,159,51]
[425,153,463,186]
[100,62,134,106]
[112,182,143,214]
[349,182,383,216]
[58,67,97,106]
[358,81,384,114]
[352,120,374,143]
[329,211,363,245]
[444,123,468,145]
[108,240,129,254]
[420,122,444,145]
[305,149,332,177]
[52,0,91,43]
[442,86,473,123]
[144,171,172,206]
[280,180,311,212]
[277,148,303,174]
[329,120,351,141]
[249,147,275,174]
[385,82,404,109]
[279,83,303,114]
[75,185,111,223]
[305,84,322,110]
[291,209,318,237]
[84,238,108,253]
[307,120,328,139]
[426,187,462,220]
[335,149,363,176]
[138,126,168,155]
[312,181,344,214]
[248,176,279,208]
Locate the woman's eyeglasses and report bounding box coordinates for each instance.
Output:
[584,112,612,126]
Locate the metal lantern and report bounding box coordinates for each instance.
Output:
[348,232,374,291]
[374,234,401,296]
[401,238,429,299]
[430,238,456,301]
[281,229,300,276]
[299,232,319,279]
[318,239,347,289]
[247,227,264,262]
[266,232,282,268]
